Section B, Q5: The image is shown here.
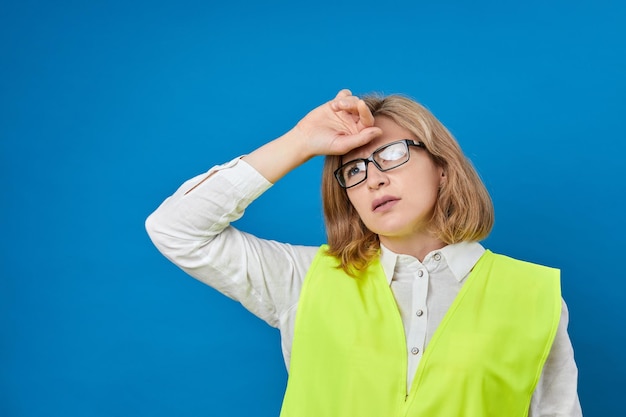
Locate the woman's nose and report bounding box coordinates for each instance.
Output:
[366,164,389,189]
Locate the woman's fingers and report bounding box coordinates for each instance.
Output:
[330,93,360,112]
[329,90,351,111]
[356,99,374,127]
[328,90,375,132]
[295,90,381,156]
[330,126,382,155]
[334,89,352,100]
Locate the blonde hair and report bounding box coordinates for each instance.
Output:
[321,93,494,274]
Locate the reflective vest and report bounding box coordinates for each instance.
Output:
[280,247,561,417]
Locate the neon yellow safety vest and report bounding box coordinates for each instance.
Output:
[280,247,561,417]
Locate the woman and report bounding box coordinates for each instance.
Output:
[146,89,582,416]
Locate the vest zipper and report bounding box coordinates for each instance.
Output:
[381,280,411,407]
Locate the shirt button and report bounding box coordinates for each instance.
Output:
[411,347,420,355]
[416,309,424,317]
[433,253,441,261]
[417,270,424,277]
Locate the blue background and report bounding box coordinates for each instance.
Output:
[2,0,625,416]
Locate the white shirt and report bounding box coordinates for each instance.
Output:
[146,157,583,416]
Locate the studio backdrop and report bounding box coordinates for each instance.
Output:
[1,1,625,416]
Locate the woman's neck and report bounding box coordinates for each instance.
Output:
[379,233,446,262]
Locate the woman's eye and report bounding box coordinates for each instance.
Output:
[345,165,363,178]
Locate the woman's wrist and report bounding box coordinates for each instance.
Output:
[242,128,314,184]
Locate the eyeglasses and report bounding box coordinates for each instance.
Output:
[334,139,425,188]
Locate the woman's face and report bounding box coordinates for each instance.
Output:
[344,116,444,247]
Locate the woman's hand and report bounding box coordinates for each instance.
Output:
[294,89,383,158]
[243,89,382,183]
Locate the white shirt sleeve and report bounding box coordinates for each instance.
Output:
[529,300,583,417]
[145,157,319,328]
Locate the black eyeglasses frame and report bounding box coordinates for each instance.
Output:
[333,139,426,189]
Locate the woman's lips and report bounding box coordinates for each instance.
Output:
[372,196,400,212]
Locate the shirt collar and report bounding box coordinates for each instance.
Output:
[380,241,486,286]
